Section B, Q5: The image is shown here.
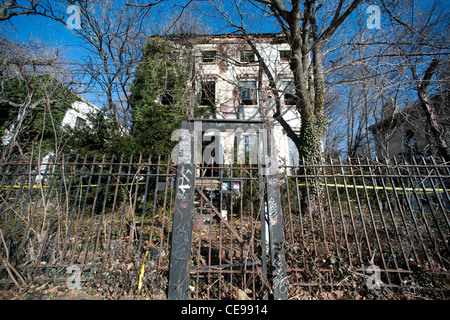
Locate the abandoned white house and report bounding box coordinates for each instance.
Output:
[1,97,100,147]
[167,33,302,166]
[369,93,450,160]
[60,98,100,130]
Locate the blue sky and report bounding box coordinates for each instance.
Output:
[0,0,280,108]
[1,9,99,104]
[0,0,242,107]
[1,0,446,112]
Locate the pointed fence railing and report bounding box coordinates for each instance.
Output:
[0,154,448,298]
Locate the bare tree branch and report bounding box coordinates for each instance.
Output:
[417,58,449,161]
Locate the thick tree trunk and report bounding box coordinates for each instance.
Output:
[417,59,450,162]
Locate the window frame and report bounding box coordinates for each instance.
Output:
[238,80,258,106]
[202,50,217,63]
[240,50,256,64]
[279,50,291,62]
[75,116,87,129]
[200,80,216,106]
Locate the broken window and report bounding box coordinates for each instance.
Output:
[282,81,296,106]
[240,50,256,63]
[201,80,216,106]
[202,50,216,63]
[239,80,258,105]
[280,50,291,62]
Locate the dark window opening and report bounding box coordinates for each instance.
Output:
[161,84,174,105]
[201,134,221,178]
[405,129,418,154]
[202,50,216,63]
[240,50,256,63]
[201,81,216,106]
[285,93,296,106]
[75,116,87,129]
[280,50,291,61]
[239,80,257,106]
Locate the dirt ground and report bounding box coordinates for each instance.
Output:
[0,281,167,300]
[0,274,447,300]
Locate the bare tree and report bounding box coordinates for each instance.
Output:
[2,1,164,130]
[55,1,158,129]
[0,36,64,161]
[207,0,364,165]
[312,0,449,161]
[0,0,54,21]
[369,0,450,161]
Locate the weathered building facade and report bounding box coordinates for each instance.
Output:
[173,33,302,166]
[369,94,449,160]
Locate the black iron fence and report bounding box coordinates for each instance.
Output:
[0,154,175,296]
[281,156,449,299]
[0,154,449,299]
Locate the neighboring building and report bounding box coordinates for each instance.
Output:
[167,33,302,166]
[0,96,100,181]
[1,97,100,146]
[369,93,449,160]
[61,99,101,130]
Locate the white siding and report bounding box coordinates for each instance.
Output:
[193,35,303,166]
[61,100,100,129]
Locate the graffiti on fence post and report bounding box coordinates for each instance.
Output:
[176,167,192,200]
[272,243,288,297]
[265,134,288,300]
[268,196,278,226]
[168,122,195,300]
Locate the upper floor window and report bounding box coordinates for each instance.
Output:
[240,50,256,64]
[239,80,258,106]
[160,83,174,105]
[202,50,217,63]
[279,50,291,62]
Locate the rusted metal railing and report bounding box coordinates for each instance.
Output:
[281,156,449,297]
[0,154,175,287]
[0,154,448,298]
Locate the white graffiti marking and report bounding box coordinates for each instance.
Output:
[178,130,192,164]
[176,167,192,199]
[273,249,288,295]
[268,197,278,225]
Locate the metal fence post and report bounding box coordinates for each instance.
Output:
[167,121,196,300]
[264,129,288,300]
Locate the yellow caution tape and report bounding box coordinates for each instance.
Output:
[2,181,149,190]
[3,180,448,195]
[298,182,449,194]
